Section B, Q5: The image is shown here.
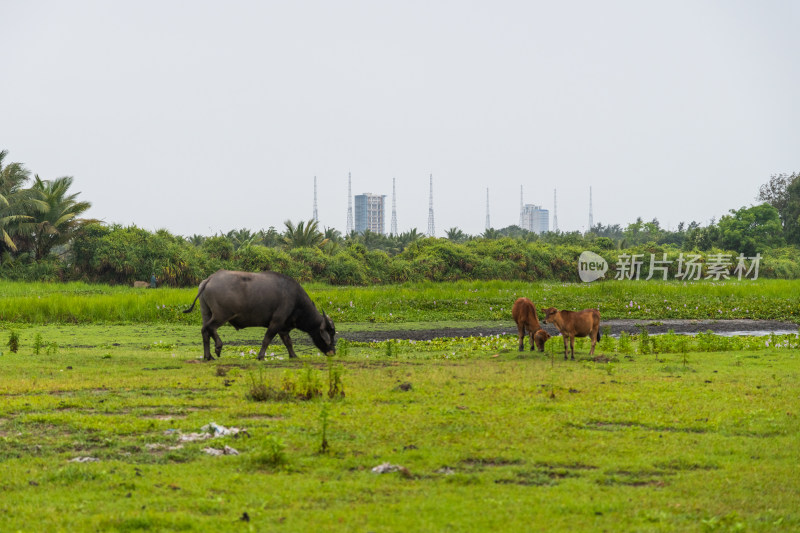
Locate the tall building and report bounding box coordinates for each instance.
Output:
[521,204,550,234]
[354,193,386,234]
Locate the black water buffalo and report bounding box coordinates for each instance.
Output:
[184,270,336,361]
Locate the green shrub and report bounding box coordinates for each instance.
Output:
[326,253,367,285]
[201,236,234,261]
[638,325,651,355]
[618,331,633,354]
[8,330,19,353]
[250,436,287,469]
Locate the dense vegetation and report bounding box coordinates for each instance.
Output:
[2,150,799,286]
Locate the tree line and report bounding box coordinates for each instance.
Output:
[1,150,798,285]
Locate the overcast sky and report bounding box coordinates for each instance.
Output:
[2,1,798,237]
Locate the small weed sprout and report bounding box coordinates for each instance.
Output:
[327,359,345,399]
[319,403,330,453]
[385,339,397,357]
[251,435,287,469]
[638,325,651,355]
[33,333,43,355]
[281,370,297,395]
[8,330,19,353]
[599,326,614,352]
[678,335,690,367]
[298,364,323,400]
[246,369,292,402]
[337,339,349,356]
[618,331,633,355]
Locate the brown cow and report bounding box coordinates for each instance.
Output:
[512,297,542,352]
[542,307,601,360]
[534,329,551,352]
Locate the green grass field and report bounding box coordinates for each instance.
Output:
[1,319,798,532]
[1,279,799,324]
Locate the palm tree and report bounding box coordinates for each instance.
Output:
[27,175,92,259]
[226,228,255,250]
[282,219,328,248]
[187,234,206,247]
[323,226,343,244]
[480,228,503,240]
[446,227,467,243]
[0,150,38,252]
[258,227,281,247]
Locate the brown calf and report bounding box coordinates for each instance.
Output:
[512,297,542,351]
[542,307,601,360]
[534,329,551,352]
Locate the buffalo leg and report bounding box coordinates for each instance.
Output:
[201,326,212,360]
[201,323,223,361]
[211,329,223,357]
[279,332,299,358]
[257,328,279,360]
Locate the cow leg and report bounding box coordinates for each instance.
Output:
[528,330,535,351]
[589,331,598,356]
[279,332,299,358]
[570,336,575,360]
[562,335,569,360]
[257,328,279,361]
[517,324,525,351]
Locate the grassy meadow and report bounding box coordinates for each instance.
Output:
[1,279,799,531]
[0,278,799,324]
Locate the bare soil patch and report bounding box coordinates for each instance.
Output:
[335,319,797,343]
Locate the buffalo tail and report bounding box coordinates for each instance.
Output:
[183,278,209,313]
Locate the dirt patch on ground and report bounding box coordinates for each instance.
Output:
[342,319,797,343]
[225,319,797,345]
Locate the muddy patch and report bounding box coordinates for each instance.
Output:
[336,319,798,343]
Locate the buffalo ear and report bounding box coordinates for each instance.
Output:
[323,312,335,333]
[320,327,331,346]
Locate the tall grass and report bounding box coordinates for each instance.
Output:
[0,279,797,325]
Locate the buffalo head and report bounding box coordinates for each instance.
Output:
[313,311,337,355]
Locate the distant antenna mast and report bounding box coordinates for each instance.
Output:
[485,188,491,230]
[391,177,398,235]
[313,176,319,223]
[427,174,435,237]
[588,186,594,231]
[553,188,558,232]
[519,185,524,227]
[346,173,354,234]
